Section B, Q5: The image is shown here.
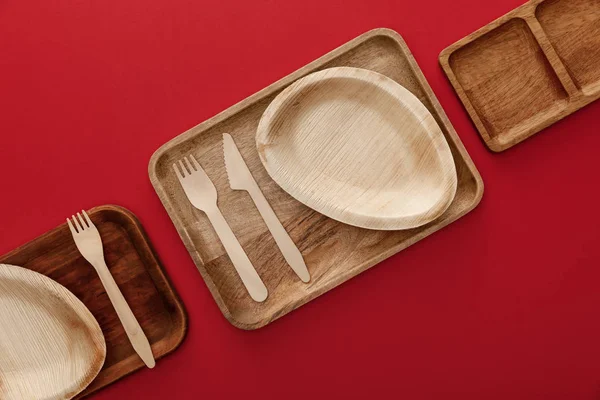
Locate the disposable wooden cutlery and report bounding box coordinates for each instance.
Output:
[173,155,268,302]
[223,133,310,283]
[67,210,156,369]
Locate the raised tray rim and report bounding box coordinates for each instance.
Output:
[148,28,484,330]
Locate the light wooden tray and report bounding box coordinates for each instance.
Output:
[440,0,600,152]
[149,28,484,330]
[0,205,187,398]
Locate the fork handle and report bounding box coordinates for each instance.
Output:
[206,208,268,302]
[93,261,156,368]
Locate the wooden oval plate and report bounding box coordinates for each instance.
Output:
[0,264,106,400]
[256,67,458,230]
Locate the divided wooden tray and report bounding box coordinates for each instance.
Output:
[149,28,484,330]
[440,0,600,152]
[0,205,187,398]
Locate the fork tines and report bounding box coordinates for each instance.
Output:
[173,154,202,179]
[67,210,94,234]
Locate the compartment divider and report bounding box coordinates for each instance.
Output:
[525,15,580,97]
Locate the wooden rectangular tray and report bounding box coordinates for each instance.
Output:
[0,205,187,398]
[440,0,600,152]
[149,28,483,330]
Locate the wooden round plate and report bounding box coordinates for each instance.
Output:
[256,67,458,230]
[0,264,106,400]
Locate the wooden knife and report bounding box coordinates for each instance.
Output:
[222,133,310,283]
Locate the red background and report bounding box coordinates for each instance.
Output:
[1,0,599,399]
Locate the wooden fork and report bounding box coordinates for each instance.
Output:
[173,155,268,302]
[67,210,155,368]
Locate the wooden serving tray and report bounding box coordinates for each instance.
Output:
[440,0,600,152]
[149,28,483,330]
[0,205,187,398]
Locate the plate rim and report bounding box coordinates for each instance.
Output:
[255,66,458,230]
[0,263,106,400]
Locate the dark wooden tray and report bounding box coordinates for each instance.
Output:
[149,28,483,330]
[440,0,600,152]
[0,205,187,398]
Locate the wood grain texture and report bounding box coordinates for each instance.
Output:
[149,28,484,330]
[0,205,187,398]
[0,264,105,400]
[439,0,600,152]
[256,66,458,230]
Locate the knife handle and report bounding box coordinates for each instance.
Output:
[206,207,268,302]
[247,186,310,283]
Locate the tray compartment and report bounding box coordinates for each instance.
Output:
[0,205,187,398]
[440,0,600,151]
[448,18,568,141]
[536,0,600,95]
[150,29,483,330]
